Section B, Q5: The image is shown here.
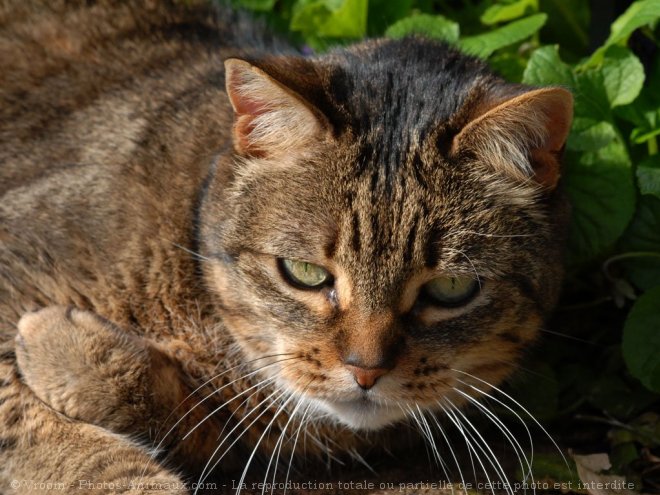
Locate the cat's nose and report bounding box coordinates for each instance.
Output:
[344,364,389,390]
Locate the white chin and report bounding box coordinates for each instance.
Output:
[316,398,407,431]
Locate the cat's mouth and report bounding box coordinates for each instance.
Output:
[315,395,408,431]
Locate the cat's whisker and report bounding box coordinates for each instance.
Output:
[195,387,288,493]
[180,357,301,443]
[173,375,282,490]
[139,366,261,485]
[453,377,537,485]
[444,248,482,288]
[216,340,280,377]
[451,368,568,469]
[441,401,496,495]
[415,405,446,471]
[224,379,313,495]
[347,447,376,475]
[303,416,342,466]
[402,404,434,467]
[445,397,515,495]
[235,385,306,495]
[452,230,537,239]
[139,358,295,484]
[154,353,296,446]
[440,401,481,490]
[406,404,448,476]
[139,372,280,487]
[427,409,468,494]
[267,417,289,495]
[538,327,597,344]
[454,387,534,490]
[262,394,307,494]
[284,403,312,494]
[417,405,454,495]
[212,373,279,446]
[171,242,214,264]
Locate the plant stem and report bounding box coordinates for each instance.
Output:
[575,415,660,446]
[558,296,613,312]
[602,251,660,281]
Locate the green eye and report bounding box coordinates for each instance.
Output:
[423,276,479,307]
[279,259,332,289]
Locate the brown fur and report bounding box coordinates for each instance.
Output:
[0,0,573,492]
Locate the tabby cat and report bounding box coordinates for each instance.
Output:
[0,0,572,493]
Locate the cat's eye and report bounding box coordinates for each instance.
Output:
[279,259,332,289]
[423,276,479,307]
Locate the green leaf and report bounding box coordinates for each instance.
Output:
[538,0,590,59]
[367,0,413,35]
[567,118,617,152]
[620,195,660,291]
[631,126,660,145]
[232,0,277,11]
[589,375,658,418]
[590,0,660,64]
[291,0,368,39]
[616,63,660,136]
[522,45,574,86]
[611,442,639,472]
[600,46,645,108]
[603,0,660,49]
[637,156,660,198]
[459,13,547,58]
[508,363,559,421]
[480,0,537,25]
[489,50,528,81]
[564,141,636,264]
[385,14,459,42]
[616,61,660,136]
[623,285,660,393]
[570,50,643,130]
[619,96,660,147]
[515,453,579,486]
[574,70,612,121]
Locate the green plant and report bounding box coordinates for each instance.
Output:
[228,0,660,488]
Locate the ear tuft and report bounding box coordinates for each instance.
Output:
[453,87,573,189]
[224,58,326,158]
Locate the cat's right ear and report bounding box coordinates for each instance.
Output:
[224,58,328,158]
[452,87,573,190]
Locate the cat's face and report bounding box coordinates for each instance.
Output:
[200,39,572,430]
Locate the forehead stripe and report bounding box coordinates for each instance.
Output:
[351,212,361,254]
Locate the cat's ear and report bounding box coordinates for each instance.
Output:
[224,58,329,158]
[453,87,573,189]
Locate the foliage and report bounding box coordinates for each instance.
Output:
[228,0,660,489]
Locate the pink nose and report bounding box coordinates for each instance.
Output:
[345,365,389,390]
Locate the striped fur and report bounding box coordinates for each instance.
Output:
[1,0,572,491]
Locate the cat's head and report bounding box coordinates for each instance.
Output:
[200,38,572,430]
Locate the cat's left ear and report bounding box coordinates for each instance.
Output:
[453,87,573,190]
[224,58,330,158]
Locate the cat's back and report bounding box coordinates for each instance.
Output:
[0,0,269,194]
[0,0,258,328]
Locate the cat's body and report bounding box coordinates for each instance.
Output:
[1,1,282,489]
[0,1,572,493]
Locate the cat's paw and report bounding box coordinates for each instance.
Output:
[15,306,151,428]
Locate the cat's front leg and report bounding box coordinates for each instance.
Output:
[0,340,186,493]
[14,306,225,476]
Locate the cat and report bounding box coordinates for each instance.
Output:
[0,0,573,493]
